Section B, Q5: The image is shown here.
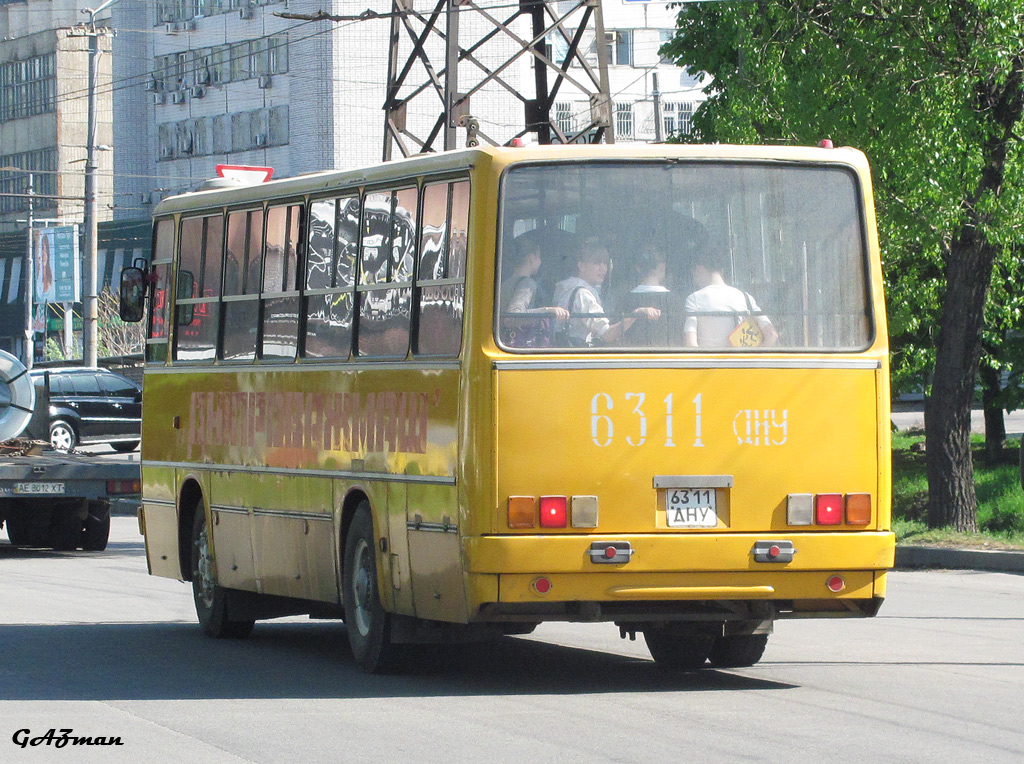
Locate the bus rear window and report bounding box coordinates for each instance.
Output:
[497,162,872,352]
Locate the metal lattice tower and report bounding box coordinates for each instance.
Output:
[383,0,614,160]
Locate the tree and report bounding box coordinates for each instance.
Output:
[662,2,1024,531]
[97,287,145,358]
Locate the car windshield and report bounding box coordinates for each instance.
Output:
[496,161,872,352]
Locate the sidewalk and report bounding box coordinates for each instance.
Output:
[895,545,1024,574]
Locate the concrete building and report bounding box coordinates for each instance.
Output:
[0,0,113,232]
[110,0,700,209]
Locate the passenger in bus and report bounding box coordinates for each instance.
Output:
[553,239,661,347]
[620,248,674,347]
[683,251,778,348]
[499,231,570,347]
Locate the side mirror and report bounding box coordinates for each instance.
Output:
[119,267,147,323]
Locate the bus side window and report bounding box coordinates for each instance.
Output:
[147,218,174,363]
[261,203,302,360]
[357,189,414,358]
[416,180,467,357]
[221,209,262,362]
[303,196,357,359]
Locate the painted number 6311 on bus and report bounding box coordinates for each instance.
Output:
[589,392,789,449]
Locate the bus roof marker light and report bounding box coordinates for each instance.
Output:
[820,139,834,148]
[539,496,568,528]
[815,494,843,525]
[787,494,814,525]
[215,164,274,183]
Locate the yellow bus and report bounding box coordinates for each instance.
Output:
[122,144,893,673]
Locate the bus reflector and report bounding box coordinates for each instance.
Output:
[787,494,814,525]
[539,496,568,528]
[826,575,846,592]
[507,496,536,528]
[571,495,599,528]
[845,493,872,525]
[816,494,843,525]
[533,577,552,594]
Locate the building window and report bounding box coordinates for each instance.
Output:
[602,30,633,67]
[0,148,57,213]
[615,102,633,140]
[659,30,675,65]
[555,101,574,137]
[663,102,695,138]
[0,53,56,123]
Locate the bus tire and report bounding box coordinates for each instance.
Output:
[343,503,397,673]
[708,634,769,668]
[643,626,714,670]
[190,506,254,639]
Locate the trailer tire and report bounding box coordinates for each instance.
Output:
[191,506,254,639]
[81,512,110,551]
[50,507,82,551]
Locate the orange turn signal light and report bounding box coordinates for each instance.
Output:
[507,496,536,529]
[845,493,872,525]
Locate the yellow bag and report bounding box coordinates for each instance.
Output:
[728,291,764,347]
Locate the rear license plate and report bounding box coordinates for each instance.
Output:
[665,488,717,528]
[14,482,65,495]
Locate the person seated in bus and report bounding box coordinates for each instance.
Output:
[552,238,660,347]
[619,247,675,347]
[499,231,570,347]
[683,250,778,348]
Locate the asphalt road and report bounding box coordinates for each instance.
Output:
[1,518,1022,764]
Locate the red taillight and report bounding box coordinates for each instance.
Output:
[815,494,843,525]
[107,479,140,495]
[539,496,567,528]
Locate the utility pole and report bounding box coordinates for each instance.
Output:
[24,173,34,370]
[382,0,614,158]
[81,1,114,368]
[652,72,664,143]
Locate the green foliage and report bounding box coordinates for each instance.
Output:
[891,432,1024,543]
[661,1,1024,397]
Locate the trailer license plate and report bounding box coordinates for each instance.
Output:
[14,482,65,495]
[665,488,717,528]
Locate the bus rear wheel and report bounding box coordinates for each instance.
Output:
[708,634,769,668]
[191,507,254,639]
[643,626,714,670]
[343,503,398,673]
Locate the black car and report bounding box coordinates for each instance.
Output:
[29,368,142,452]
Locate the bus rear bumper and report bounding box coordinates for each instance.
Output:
[464,531,893,623]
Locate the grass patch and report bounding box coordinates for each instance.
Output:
[892,432,1024,549]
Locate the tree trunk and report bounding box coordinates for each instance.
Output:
[925,238,992,533]
[979,362,1006,463]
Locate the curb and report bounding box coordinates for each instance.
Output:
[895,545,1024,574]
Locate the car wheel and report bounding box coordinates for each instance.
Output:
[708,634,769,668]
[643,626,715,670]
[111,441,140,453]
[343,502,399,673]
[191,505,254,639]
[49,420,77,451]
